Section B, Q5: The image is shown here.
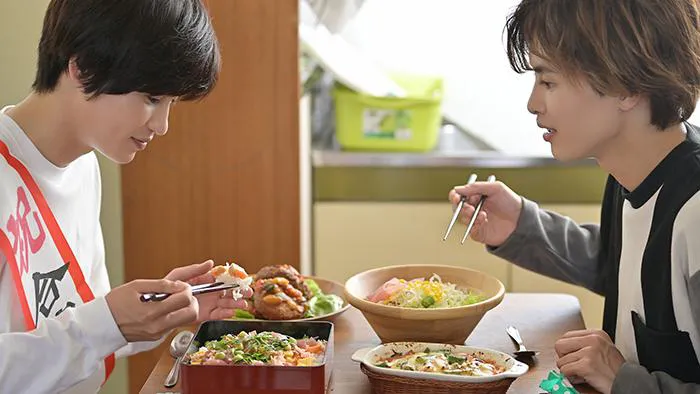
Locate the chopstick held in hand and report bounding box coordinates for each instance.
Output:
[461,175,496,244]
[139,281,239,302]
[444,174,496,244]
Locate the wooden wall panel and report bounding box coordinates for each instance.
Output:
[121,1,299,392]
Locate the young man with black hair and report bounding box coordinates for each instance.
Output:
[0,1,249,392]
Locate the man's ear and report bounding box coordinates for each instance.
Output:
[66,58,83,86]
[618,93,642,112]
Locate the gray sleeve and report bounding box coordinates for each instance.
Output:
[610,271,700,394]
[612,363,700,394]
[487,198,604,295]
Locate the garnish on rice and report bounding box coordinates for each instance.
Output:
[183,331,326,367]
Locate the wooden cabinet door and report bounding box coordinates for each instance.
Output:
[121,1,300,392]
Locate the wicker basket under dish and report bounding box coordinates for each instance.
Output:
[360,363,515,394]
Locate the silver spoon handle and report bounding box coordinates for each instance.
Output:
[164,354,184,388]
[506,326,526,350]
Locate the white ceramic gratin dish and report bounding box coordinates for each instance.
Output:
[351,342,529,383]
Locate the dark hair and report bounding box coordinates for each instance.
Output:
[33,0,220,101]
[505,0,700,129]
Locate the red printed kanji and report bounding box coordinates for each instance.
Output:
[6,186,46,275]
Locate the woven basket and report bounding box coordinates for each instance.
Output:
[360,363,515,394]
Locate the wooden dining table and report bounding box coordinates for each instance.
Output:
[140,293,600,394]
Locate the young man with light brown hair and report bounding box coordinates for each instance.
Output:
[450,1,700,393]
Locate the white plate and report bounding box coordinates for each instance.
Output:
[351,342,528,383]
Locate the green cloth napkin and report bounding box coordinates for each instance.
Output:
[539,370,580,394]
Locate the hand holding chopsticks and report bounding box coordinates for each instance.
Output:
[140,281,241,302]
[105,261,253,343]
[444,174,497,244]
[445,174,526,247]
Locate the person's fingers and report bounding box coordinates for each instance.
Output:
[130,279,187,294]
[209,308,235,320]
[158,298,199,328]
[560,329,611,342]
[560,329,597,339]
[240,287,253,299]
[217,297,249,310]
[556,347,585,369]
[453,181,505,199]
[470,216,489,241]
[555,335,590,357]
[448,189,462,205]
[459,202,490,226]
[188,272,216,286]
[165,260,214,282]
[558,357,589,384]
[150,286,195,316]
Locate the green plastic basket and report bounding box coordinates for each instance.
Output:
[333,74,443,152]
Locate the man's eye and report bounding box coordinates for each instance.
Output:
[147,96,162,104]
[540,81,553,89]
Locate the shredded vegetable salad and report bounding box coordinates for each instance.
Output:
[368,274,484,308]
[183,331,326,366]
[210,262,254,301]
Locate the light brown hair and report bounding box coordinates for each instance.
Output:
[505,0,700,129]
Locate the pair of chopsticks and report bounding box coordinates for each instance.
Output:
[443,173,496,244]
[139,282,240,302]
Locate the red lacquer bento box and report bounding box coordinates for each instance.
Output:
[180,320,334,394]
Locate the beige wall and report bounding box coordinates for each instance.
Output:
[0,2,128,393]
[0,1,46,101]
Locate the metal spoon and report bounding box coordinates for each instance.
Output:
[164,330,194,388]
[506,326,539,358]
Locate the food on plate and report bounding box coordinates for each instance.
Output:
[183,330,326,366]
[303,277,344,318]
[374,348,505,376]
[210,262,254,300]
[252,264,344,320]
[256,264,312,299]
[367,273,484,308]
[210,263,344,320]
[253,264,309,320]
[254,276,307,320]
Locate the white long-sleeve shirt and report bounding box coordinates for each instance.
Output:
[0,107,162,394]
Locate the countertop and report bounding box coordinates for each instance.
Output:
[311,127,597,169]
